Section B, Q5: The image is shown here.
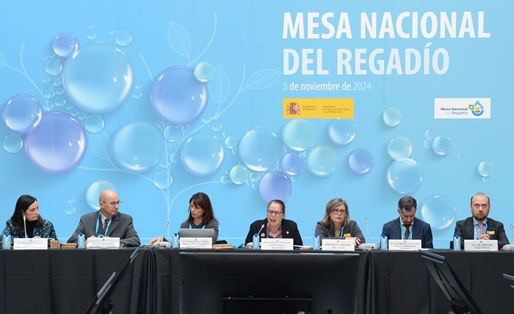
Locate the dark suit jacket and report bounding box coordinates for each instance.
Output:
[381,217,433,248]
[245,218,303,246]
[67,210,140,247]
[454,217,509,249]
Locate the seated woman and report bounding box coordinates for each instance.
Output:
[245,199,303,246]
[315,198,365,246]
[1,194,58,246]
[150,192,219,244]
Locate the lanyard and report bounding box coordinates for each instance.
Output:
[336,226,345,238]
[189,223,206,229]
[95,211,112,236]
[473,220,488,240]
[399,220,412,240]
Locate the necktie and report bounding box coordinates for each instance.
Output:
[404,224,411,239]
[478,222,484,238]
[103,218,109,233]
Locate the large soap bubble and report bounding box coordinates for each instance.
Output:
[62,42,134,113]
[280,152,305,176]
[306,146,337,177]
[432,136,452,156]
[239,128,281,172]
[387,136,412,160]
[387,158,423,194]
[348,148,374,174]
[282,119,315,151]
[2,94,42,135]
[258,171,292,203]
[180,132,224,177]
[112,121,163,173]
[229,164,249,185]
[420,195,457,230]
[85,180,116,210]
[328,119,357,145]
[150,66,208,125]
[52,33,79,58]
[24,112,87,173]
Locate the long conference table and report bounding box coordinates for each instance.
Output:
[0,248,513,314]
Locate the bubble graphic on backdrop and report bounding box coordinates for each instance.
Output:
[112,121,163,173]
[114,28,133,47]
[180,132,224,177]
[383,108,402,127]
[194,62,214,83]
[86,180,116,210]
[282,119,315,151]
[328,119,357,145]
[229,164,250,185]
[239,128,281,172]
[24,112,87,174]
[258,171,292,203]
[163,125,181,143]
[44,58,63,76]
[84,113,105,134]
[387,158,423,194]
[477,161,493,177]
[420,195,457,230]
[432,135,452,156]
[3,133,23,154]
[153,169,174,190]
[424,129,435,141]
[306,146,337,177]
[281,152,305,176]
[387,136,412,160]
[62,42,134,113]
[348,148,374,174]
[52,32,79,58]
[2,94,42,135]
[150,66,208,125]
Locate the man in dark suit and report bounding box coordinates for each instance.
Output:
[454,192,509,249]
[381,196,433,248]
[67,189,140,247]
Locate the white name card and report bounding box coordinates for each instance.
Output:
[321,239,355,251]
[261,238,294,250]
[13,238,48,250]
[388,239,422,251]
[180,237,212,249]
[464,239,498,251]
[86,237,120,249]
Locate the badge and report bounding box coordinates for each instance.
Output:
[487,230,495,235]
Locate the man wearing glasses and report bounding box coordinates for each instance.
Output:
[67,189,140,247]
[381,195,433,248]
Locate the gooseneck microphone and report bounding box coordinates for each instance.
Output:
[510,225,513,244]
[23,215,27,238]
[365,218,370,242]
[161,222,170,241]
[257,224,265,236]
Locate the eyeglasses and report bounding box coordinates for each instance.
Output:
[103,201,122,206]
[331,209,346,215]
[267,210,283,216]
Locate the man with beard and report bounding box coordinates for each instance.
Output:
[454,192,509,249]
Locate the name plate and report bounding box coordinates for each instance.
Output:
[86,237,120,249]
[180,237,212,249]
[321,239,355,251]
[464,239,498,251]
[261,238,294,250]
[388,239,422,251]
[13,238,48,250]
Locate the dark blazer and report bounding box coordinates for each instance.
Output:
[381,217,433,248]
[454,217,509,249]
[67,210,140,247]
[314,220,366,243]
[245,218,303,246]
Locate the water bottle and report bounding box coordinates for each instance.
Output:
[313,234,320,250]
[172,233,179,249]
[78,233,85,249]
[2,233,11,250]
[380,235,388,250]
[453,235,461,251]
[252,233,260,250]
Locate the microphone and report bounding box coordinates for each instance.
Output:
[161,222,169,241]
[257,224,265,236]
[510,225,513,244]
[365,218,370,242]
[151,222,171,248]
[23,215,27,238]
[358,217,378,250]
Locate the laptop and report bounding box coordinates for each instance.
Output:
[179,228,215,239]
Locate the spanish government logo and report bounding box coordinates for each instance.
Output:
[469,100,484,116]
[286,101,300,115]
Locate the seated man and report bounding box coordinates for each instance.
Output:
[454,192,509,249]
[68,189,140,247]
[381,195,433,248]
